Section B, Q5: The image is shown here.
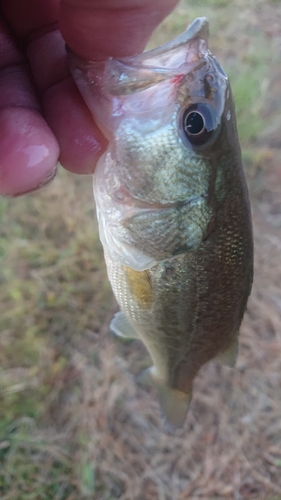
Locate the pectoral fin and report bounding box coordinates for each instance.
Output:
[216,334,238,367]
[138,367,191,431]
[110,311,139,339]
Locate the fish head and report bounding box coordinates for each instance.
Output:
[70,18,236,271]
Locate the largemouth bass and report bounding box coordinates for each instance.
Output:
[70,17,253,429]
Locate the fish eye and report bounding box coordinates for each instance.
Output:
[182,103,215,147]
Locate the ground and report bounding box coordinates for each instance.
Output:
[0,0,281,499]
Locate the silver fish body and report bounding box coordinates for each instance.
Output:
[70,18,253,428]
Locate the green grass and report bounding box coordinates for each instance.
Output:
[0,425,77,500]
[0,174,114,499]
[230,66,266,143]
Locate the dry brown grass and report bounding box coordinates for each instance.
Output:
[0,1,281,499]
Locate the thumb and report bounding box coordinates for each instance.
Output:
[59,0,179,61]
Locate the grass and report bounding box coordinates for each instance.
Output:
[0,175,114,499]
[1,0,281,498]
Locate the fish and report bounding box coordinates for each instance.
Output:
[69,17,253,430]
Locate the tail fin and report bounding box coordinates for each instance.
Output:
[138,367,192,431]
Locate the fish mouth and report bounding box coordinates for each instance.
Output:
[104,17,209,96]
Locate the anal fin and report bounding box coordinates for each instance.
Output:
[110,311,139,339]
[216,334,238,367]
[138,367,191,431]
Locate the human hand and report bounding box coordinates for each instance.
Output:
[0,0,178,197]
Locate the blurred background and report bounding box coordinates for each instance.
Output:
[0,0,281,498]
